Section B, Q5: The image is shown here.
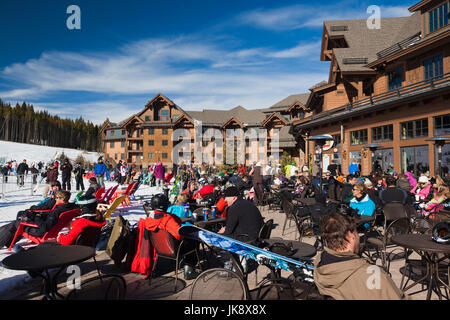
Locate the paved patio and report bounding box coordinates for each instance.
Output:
[3,204,440,300]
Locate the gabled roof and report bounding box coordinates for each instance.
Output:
[322,13,421,73]
[121,114,144,128]
[186,106,266,126]
[221,117,244,129]
[261,112,289,127]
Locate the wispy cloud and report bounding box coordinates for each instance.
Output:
[0,35,328,124]
[236,4,411,30]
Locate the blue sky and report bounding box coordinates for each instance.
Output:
[0,0,414,124]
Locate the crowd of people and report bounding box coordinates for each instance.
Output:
[0,153,449,300]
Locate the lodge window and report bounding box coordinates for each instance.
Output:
[162,140,168,146]
[148,153,154,159]
[332,134,341,147]
[121,141,125,147]
[350,129,368,145]
[110,142,114,148]
[114,154,118,160]
[121,153,125,160]
[121,130,125,135]
[162,128,168,135]
[148,128,154,135]
[400,118,428,140]
[148,140,154,146]
[388,67,402,90]
[162,153,168,159]
[434,114,450,135]
[160,110,169,121]
[428,2,449,34]
[283,114,291,121]
[424,55,443,81]
[145,115,151,121]
[110,130,115,136]
[372,124,393,142]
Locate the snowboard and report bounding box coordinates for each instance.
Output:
[179,224,314,281]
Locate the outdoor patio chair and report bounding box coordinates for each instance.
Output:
[280,197,303,240]
[65,274,126,300]
[254,219,274,285]
[364,203,412,274]
[98,184,119,204]
[189,268,249,300]
[8,208,82,251]
[148,228,201,292]
[94,187,105,201]
[97,195,127,223]
[74,226,103,277]
[110,182,136,207]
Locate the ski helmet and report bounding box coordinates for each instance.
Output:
[150,193,169,212]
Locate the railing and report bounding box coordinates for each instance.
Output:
[305,72,450,123]
[376,33,422,60]
[0,174,40,198]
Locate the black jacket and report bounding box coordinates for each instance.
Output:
[26,202,78,237]
[17,162,29,175]
[61,163,73,179]
[223,198,264,241]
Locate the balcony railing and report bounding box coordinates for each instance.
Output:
[305,72,450,123]
[376,32,422,60]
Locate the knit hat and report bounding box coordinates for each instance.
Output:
[224,186,240,197]
[77,195,98,213]
[418,176,429,184]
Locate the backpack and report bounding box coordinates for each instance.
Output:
[106,215,135,268]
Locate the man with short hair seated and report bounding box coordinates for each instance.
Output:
[314,212,409,300]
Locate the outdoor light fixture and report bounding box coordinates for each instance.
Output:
[426,136,449,177]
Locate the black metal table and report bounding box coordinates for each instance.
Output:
[2,245,95,300]
[391,234,450,300]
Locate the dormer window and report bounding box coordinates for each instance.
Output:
[428,1,449,34]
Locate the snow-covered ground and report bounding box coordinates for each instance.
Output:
[0,140,102,164]
[0,177,162,297]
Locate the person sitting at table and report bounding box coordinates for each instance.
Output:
[218,186,263,242]
[0,190,76,248]
[167,193,192,218]
[338,175,359,205]
[83,177,100,199]
[348,183,376,230]
[57,195,105,245]
[419,185,450,218]
[182,180,197,202]
[411,175,432,202]
[144,193,199,280]
[314,212,409,300]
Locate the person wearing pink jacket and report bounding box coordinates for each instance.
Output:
[411,175,432,201]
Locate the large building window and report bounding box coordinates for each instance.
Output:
[162,140,168,146]
[400,118,428,140]
[434,114,450,136]
[148,140,154,146]
[388,67,402,90]
[162,153,168,159]
[162,128,168,135]
[350,129,368,145]
[372,124,393,142]
[148,128,154,135]
[110,141,114,148]
[148,153,154,159]
[121,141,125,147]
[160,110,169,121]
[424,55,443,81]
[401,146,429,176]
[428,2,449,33]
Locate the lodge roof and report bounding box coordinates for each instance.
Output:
[186,106,266,126]
[324,13,421,72]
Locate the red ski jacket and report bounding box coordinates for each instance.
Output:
[57,216,105,245]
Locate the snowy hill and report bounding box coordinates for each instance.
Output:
[0,140,103,164]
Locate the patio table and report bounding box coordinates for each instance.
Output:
[2,245,95,300]
[391,234,450,300]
